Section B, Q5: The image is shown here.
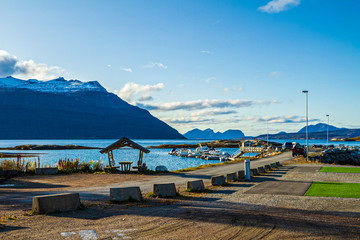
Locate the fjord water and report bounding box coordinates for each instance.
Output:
[0,139,359,171]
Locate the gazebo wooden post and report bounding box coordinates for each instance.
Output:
[138,151,143,168]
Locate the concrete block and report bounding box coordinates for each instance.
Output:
[0,170,18,178]
[32,193,81,214]
[250,168,258,176]
[154,183,177,197]
[110,187,142,202]
[211,175,226,186]
[271,163,277,169]
[237,170,245,179]
[257,166,265,173]
[186,180,205,191]
[276,161,281,167]
[265,164,271,171]
[35,168,58,175]
[226,172,237,182]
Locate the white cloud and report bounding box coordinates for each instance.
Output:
[137,99,278,111]
[114,82,164,102]
[0,50,64,80]
[142,62,168,69]
[190,109,237,117]
[205,77,216,83]
[258,0,300,13]
[269,71,285,78]
[201,50,214,55]
[107,64,112,68]
[120,67,133,73]
[244,115,319,124]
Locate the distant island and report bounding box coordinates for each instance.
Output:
[184,128,245,140]
[185,124,360,141]
[0,144,101,150]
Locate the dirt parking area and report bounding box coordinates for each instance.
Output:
[0,161,359,239]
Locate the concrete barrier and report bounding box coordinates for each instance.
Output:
[271,163,277,169]
[211,175,226,186]
[0,170,18,178]
[226,172,237,182]
[32,193,81,214]
[257,166,265,173]
[276,161,281,167]
[154,183,177,197]
[110,187,142,202]
[186,180,205,191]
[265,164,271,171]
[250,168,258,176]
[35,168,58,175]
[237,170,245,179]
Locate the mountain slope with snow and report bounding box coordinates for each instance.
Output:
[0,76,185,139]
[0,76,106,93]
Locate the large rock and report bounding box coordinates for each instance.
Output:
[211,175,226,186]
[154,183,177,197]
[186,180,205,191]
[32,193,81,214]
[155,165,168,172]
[226,172,237,182]
[110,187,142,202]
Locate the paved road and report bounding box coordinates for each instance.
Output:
[72,152,294,200]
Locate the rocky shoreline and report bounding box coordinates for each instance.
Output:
[148,139,282,149]
[0,144,101,151]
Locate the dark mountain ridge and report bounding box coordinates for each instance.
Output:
[184,128,245,140]
[0,77,185,139]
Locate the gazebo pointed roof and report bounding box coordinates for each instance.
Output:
[100,137,150,154]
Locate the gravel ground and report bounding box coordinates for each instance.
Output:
[1,160,359,239]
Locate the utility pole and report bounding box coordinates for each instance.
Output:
[302,90,309,162]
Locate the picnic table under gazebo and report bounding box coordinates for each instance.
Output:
[100,137,150,172]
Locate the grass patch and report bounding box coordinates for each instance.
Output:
[146,192,157,198]
[320,167,360,173]
[305,182,360,198]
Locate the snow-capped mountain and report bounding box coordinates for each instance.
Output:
[0,76,106,93]
[0,76,185,139]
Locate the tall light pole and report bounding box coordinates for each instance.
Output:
[326,114,329,147]
[266,120,269,147]
[302,90,309,162]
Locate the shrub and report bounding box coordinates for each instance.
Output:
[0,159,36,173]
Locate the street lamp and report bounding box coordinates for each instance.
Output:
[302,90,309,162]
[266,120,269,147]
[326,114,329,147]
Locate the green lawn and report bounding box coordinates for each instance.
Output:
[305,182,360,198]
[320,166,360,173]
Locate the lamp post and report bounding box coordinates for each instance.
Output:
[302,90,309,162]
[326,114,329,147]
[266,120,269,147]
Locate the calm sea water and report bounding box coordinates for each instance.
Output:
[0,139,358,171]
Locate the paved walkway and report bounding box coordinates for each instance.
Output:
[72,152,293,200]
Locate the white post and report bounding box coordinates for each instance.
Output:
[244,159,251,180]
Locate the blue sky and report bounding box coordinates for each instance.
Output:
[0,0,359,136]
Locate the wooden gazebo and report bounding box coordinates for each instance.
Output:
[100,137,150,171]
